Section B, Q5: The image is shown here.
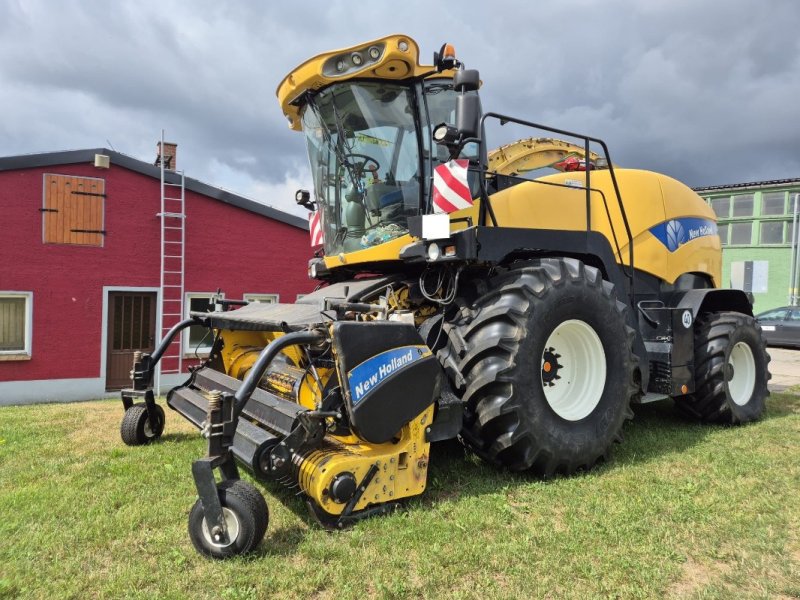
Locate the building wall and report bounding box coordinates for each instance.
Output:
[700,184,800,314]
[0,161,312,402]
[719,247,793,312]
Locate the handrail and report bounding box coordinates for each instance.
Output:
[477,111,635,298]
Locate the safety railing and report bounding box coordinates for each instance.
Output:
[475,112,635,297]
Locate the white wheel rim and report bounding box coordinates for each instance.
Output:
[142,411,160,438]
[201,507,240,549]
[541,319,607,421]
[728,341,756,406]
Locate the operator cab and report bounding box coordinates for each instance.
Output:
[279,36,481,258]
[301,79,479,255]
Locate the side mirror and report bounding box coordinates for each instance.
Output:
[453,69,479,92]
[455,93,481,140]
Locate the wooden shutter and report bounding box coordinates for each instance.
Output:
[43,174,105,246]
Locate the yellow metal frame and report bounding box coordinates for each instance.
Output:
[298,405,433,516]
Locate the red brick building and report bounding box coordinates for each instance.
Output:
[0,148,312,404]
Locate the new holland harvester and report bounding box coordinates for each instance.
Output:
[118,35,770,558]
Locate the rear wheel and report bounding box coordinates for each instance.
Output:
[676,312,769,423]
[439,258,639,476]
[120,403,165,446]
[188,479,268,559]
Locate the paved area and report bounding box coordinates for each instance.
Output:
[767,347,800,392]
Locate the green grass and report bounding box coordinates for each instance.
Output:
[0,394,798,600]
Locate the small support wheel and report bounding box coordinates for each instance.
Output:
[120,403,165,446]
[188,479,268,559]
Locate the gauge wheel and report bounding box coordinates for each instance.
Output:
[188,479,268,559]
[120,403,165,446]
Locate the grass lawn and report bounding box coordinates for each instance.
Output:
[0,392,798,599]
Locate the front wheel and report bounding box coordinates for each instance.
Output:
[120,403,165,446]
[676,312,769,424]
[188,479,269,559]
[440,258,639,476]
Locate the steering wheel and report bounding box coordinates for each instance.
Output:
[342,153,381,179]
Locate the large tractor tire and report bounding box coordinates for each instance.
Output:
[439,258,639,476]
[675,312,769,424]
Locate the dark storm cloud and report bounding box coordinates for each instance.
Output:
[1,0,798,216]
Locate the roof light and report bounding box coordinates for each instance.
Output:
[398,40,409,52]
[336,59,345,72]
[351,52,363,66]
[368,46,381,60]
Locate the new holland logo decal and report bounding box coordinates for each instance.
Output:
[347,345,430,405]
[649,217,718,252]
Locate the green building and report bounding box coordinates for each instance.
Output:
[693,179,800,314]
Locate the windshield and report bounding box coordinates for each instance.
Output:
[302,82,422,255]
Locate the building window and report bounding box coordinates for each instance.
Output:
[43,174,105,246]
[761,192,786,216]
[730,193,754,218]
[789,220,796,245]
[0,292,32,359]
[184,293,222,355]
[760,221,784,245]
[717,223,728,246]
[244,294,279,304]
[729,221,753,245]
[710,196,731,219]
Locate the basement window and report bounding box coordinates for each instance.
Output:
[184,293,223,356]
[244,294,279,304]
[42,174,105,246]
[0,292,32,360]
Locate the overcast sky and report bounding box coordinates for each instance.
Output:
[1,0,798,217]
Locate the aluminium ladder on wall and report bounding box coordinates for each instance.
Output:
[155,132,186,394]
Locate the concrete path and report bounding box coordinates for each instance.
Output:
[767,347,800,392]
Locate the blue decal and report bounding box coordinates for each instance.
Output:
[650,218,717,252]
[347,345,428,405]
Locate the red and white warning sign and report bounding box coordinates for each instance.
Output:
[432,159,472,214]
[309,211,323,247]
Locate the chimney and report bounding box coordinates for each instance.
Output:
[155,141,177,170]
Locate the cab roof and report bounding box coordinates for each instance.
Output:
[276,34,454,132]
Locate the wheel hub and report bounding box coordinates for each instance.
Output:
[541,348,563,386]
[201,507,240,549]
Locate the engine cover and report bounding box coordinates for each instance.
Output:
[331,321,441,444]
